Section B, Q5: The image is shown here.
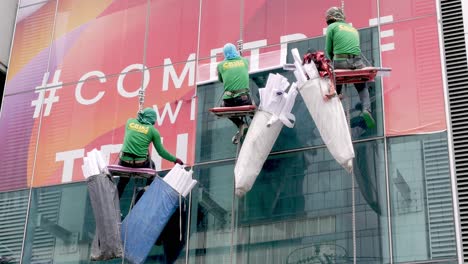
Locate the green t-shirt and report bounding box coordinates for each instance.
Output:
[217,57,250,99]
[325,21,361,60]
[120,118,176,162]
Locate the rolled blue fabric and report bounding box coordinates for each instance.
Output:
[121,177,179,264]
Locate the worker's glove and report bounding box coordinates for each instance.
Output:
[174,158,184,165]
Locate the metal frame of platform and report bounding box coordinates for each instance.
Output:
[334,67,391,84]
[209,105,257,118]
[283,63,391,85]
[106,164,156,179]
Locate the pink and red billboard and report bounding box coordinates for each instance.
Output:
[0,0,446,191]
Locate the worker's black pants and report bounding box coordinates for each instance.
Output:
[334,58,371,112]
[222,94,252,128]
[117,157,155,199]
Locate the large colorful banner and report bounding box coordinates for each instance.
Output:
[0,0,446,191]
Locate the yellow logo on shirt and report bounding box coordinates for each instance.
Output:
[129,123,149,134]
[338,24,358,35]
[223,60,245,70]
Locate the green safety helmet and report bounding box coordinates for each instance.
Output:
[326,7,345,25]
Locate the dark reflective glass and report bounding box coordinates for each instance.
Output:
[0,190,29,264]
[232,141,389,263]
[388,133,457,263]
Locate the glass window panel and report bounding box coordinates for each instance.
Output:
[0,190,29,263]
[388,133,457,263]
[187,162,236,263]
[144,66,197,169]
[380,0,436,23]
[232,141,389,263]
[0,92,41,191]
[196,28,383,162]
[145,0,200,68]
[119,170,189,263]
[31,73,132,187]
[21,183,95,263]
[195,78,239,162]
[51,0,147,83]
[6,2,56,95]
[198,0,241,59]
[19,0,50,8]
[287,29,384,140]
[381,16,446,136]
[20,175,189,264]
[353,140,389,263]
[242,0,378,46]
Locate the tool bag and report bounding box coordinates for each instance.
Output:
[235,73,298,197]
[87,174,122,261]
[121,164,196,264]
[121,177,179,264]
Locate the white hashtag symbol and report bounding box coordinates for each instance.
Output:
[31,70,63,118]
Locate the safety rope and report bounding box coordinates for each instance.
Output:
[343,84,357,264]
[185,192,192,263]
[230,126,243,264]
[330,49,357,263]
[179,194,182,241]
[138,88,145,113]
[230,1,244,262]
[238,0,244,56]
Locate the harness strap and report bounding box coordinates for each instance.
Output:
[224,88,249,97]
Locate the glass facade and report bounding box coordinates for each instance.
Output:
[0,0,459,264]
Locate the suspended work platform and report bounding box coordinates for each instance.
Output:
[209,105,257,118]
[283,64,391,84]
[334,67,391,84]
[106,164,156,179]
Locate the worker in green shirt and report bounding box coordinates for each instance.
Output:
[117,107,184,198]
[217,43,252,144]
[325,7,375,129]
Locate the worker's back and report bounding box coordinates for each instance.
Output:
[217,57,249,98]
[326,21,361,57]
[121,118,155,159]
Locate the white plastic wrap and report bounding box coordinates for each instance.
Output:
[290,48,354,172]
[234,110,283,197]
[82,149,109,178]
[234,73,299,197]
[163,164,197,197]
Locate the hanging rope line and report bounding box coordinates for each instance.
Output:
[138,88,145,113]
[339,1,357,262]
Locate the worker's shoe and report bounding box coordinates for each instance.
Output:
[232,132,240,144]
[361,109,375,129]
[232,124,249,144]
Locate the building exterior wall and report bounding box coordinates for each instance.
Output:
[0,0,461,263]
[0,0,17,73]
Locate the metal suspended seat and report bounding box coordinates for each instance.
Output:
[209,104,257,118]
[284,63,391,85]
[334,67,391,84]
[106,164,157,179]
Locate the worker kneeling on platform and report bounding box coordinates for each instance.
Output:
[217,43,253,144]
[117,107,184,198]
[325,6,375,129]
